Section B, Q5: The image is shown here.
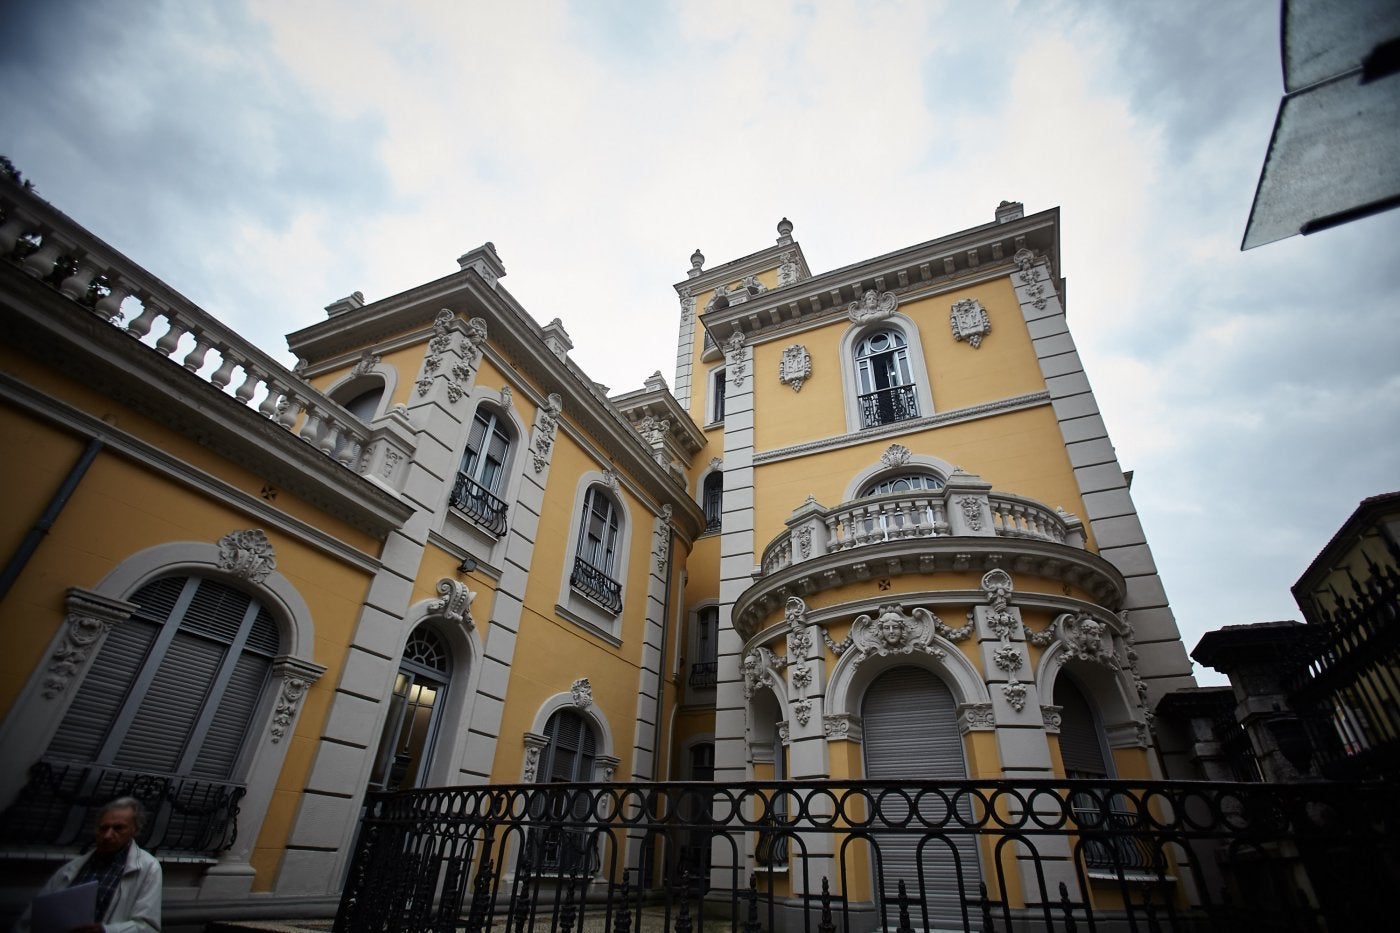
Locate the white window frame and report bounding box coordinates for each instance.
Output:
[707,365,727,426]
[838,313,935,433]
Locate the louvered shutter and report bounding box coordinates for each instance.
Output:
[46,619,158,762]
[1055,676,1110,778]
[862,666,981,929]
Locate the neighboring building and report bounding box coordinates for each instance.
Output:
[0,178,1196,925]
[1178,493,1400,784]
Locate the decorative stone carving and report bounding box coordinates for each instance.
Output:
[950,298,991,348]
[742,647,781,699]
[1042,705,1064,733]
[418,311,482,402]
[353,350,381,376]
[1014,248,1036,278]
[958,496,984,531]
[778,722,790,744]
[778,250,799,286]
[43,591,135,699]
[981,569,1016,637]
[832,604,948,666]
[791,664,813,691]
[428,578,476,629]
[499,386,512,410]
[723,332,748,388]
[778,344,812,392]
[1121,612,1154,729]
[793,699,813,727]
[959,703,997,733]
[267,657,326,744]
[1003,680,1029,713]
[381,448,402,480]
[823,714,862,741]
[847,290,897,324]
[993,643,1024,673]
[529,393,563,473]
[797,525,813,559]
[217,529,276,583]
[637,415,669,446]
[1026,611,1120,670]
[653,505,673,574]
[601,468,619,491]
[571,678,593,708]
[709,456,722,471]
[880,443,912,468]
[522,732,549,782]
[678,287,695,323]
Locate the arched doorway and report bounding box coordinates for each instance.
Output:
[862,666,981,928]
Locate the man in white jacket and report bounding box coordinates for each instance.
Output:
[13,797,162,933]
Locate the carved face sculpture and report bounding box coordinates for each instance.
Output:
[877,610,905,646]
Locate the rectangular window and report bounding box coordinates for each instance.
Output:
[711,369,727,423]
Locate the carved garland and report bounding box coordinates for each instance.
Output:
[529,393,564,474]
[724,332,748,388]
[983,569,1030,713]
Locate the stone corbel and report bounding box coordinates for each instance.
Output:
[521,732,550,782]
[267,656,327,744]
[428,578,476,630]
[822,713,863,742]
[958,702,997,733]
[44,589,139,700]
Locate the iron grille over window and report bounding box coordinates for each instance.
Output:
[450,472,509,535]
[571,557,622,613]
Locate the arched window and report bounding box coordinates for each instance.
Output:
[1054,674,1112,779]
[854,329,918,427]
[570,486,622,613]
[702,472,723,532]
[341,385,384,422]
[538,709,598,784]
[859,471,945,496]
[39,575,279,851]
[371,626,451,792]
[452,407,512,534]
[862,666,980,927]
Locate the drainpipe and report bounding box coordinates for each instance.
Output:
[0,436,104,602]
[651,529,676,781]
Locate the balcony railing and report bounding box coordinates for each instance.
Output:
[1,178,375,467]
[570,557,623,614]
[688,660,718,689]
[449,472,509,536]
[858,384,919,428]
[761,486,1083,575]
[0,758,244,857]
[335,778,1395,933]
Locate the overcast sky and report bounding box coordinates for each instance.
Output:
[4,0,1397,686]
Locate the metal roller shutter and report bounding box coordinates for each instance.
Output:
[862,666,982,930]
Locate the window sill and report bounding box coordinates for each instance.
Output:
[555,601,623,647]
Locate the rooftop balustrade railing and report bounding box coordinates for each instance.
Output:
[335,778,1394,933]
[1,180,373,466]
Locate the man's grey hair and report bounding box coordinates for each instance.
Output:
[99,796,147,832]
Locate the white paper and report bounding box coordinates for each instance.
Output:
[31,879,98,933]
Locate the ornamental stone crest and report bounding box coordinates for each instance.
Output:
[217,529,276,583]
[571,678,593,708]
[828,604,947,665]
[792,699,813,727]
[958,496,984,531]
[353,350,381,376]
[778,344,812,393]
[881,443,912,468]
[724,332,748,388]
[847,290,897,324]
[428,578,476,629]
[1025,611,1120,670]
[950,298,991,348]
[637,415,669,446]
[529,393,563,473]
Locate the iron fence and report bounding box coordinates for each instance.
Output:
[334,778,1395,933]
[0,758,244,856]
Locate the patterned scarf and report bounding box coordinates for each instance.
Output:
[73,842,130,920]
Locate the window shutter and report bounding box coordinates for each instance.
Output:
[46,619,158,763]
[862,666,981,928]
[1055,676,1110,777]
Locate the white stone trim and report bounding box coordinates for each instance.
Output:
[321,360,399,421]
[554,471,634,641]
[823,634,991,719]
[837,311,936,433]
[841,451,959,502]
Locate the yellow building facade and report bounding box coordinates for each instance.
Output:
[0,179,1194,925]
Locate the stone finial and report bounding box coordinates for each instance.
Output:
[776,217,794,245]
[644,370,668,392]
[324,291,365,317]
[995,200,1024,223]
[457,242,507,287]
[541,318,573,361]
[688,248,705,278]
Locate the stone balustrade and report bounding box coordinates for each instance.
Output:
[1,180,373,469]
[760,471,1085,574]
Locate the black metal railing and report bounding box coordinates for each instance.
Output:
[450,473,509,536]
[0,759,245,856]
[570,557,622,613]
[858,384,918,428]
[334,778,1395,933]
[688,660,717,689]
